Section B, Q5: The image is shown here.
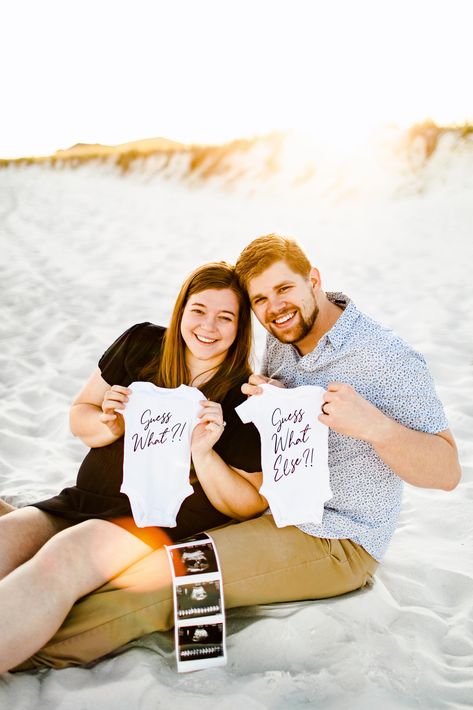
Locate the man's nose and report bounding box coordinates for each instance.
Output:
[267,295,287,315]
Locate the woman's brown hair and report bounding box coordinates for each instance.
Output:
[141,262,253,402]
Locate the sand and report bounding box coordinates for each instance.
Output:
[0,132,472,709]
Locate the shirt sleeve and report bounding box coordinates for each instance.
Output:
[98,322,153,386]
[380,343,449,434]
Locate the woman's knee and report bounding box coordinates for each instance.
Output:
[32,519,104,581]
[32,518,146,593]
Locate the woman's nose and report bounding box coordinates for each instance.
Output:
[201,314,218,331]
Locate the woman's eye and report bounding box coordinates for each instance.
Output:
[219,316,232,322]
[191,308,204,314]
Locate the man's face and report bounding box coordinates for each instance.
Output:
[248,261,319,346]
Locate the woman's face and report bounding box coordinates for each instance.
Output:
[180,288,239,368]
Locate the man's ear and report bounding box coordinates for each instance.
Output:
[309,266,321,291]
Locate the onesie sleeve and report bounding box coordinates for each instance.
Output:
[234,396,253,423]
[98,322,165,386]
[214,385,262,473]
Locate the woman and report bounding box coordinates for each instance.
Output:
[0,262,266,673]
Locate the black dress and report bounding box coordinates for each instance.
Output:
[31,323,262,544]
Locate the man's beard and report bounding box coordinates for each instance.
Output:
[268,296,319,345]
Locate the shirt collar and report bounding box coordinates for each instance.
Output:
[324,292,360,350]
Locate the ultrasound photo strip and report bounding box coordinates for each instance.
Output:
[176,580,222,619]
[178,605,220,618]
[180,646,222,658]
[168,540,219,578]
[165,533,227,672]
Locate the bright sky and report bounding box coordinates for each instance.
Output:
[1,0,472,158]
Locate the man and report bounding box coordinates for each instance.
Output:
[14,234,460,670]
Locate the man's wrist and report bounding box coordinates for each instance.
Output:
[368,411,399,447]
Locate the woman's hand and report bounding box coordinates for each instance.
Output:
[70,368,130,448]
[191,400,226,461]
[98,385,131,439]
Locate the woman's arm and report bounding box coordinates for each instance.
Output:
[193,450,267,520]
[191,400,267,520]
[69,367,130,448]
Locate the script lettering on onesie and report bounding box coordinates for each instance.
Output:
[131,408,186,451]
[235,384,332,527]
[119,382,204,528]
[270,406,314,481]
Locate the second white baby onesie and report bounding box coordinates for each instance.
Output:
[235,383,332,527]
[119,381,204,527]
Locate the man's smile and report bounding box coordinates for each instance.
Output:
[271,310,297,327]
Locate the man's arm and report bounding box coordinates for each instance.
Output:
[320,382,461,491]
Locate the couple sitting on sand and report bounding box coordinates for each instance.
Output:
[0,234,461,673]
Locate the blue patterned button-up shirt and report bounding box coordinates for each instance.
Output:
[261,293,449,561]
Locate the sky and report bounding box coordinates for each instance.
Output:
[1,0,472,158]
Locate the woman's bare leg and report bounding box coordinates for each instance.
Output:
[0,498,16,516]
[0,506,73,580]
[0,518,157,672]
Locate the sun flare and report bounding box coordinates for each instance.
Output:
[1,0,472,158]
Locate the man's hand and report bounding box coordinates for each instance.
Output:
[319,382,460,490]
[241,373,285,397]
[319,382,390,443]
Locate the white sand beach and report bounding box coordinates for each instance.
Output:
[0,131,472,709]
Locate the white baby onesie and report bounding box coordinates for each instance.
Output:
[119,381,204,527]
[235,384,332,527]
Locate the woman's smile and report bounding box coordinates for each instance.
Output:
[194,333,219,344]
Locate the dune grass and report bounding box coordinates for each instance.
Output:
[1,124,471,173]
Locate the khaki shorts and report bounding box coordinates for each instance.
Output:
[15,515,378,671]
